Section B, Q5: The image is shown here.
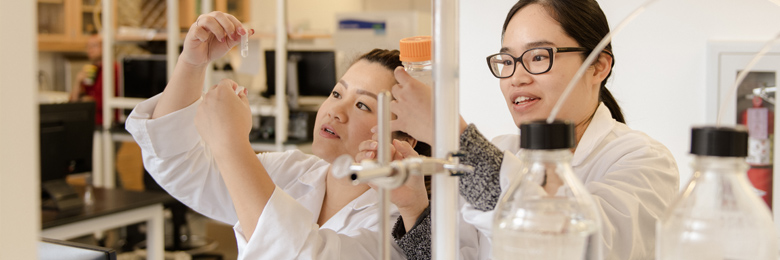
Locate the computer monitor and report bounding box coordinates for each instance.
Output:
[120,55,168,99]
[39,101,95,211]
[263,50,337,102]
[119,55,168,123]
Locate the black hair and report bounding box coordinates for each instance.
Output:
[502,0,625,123]
[354,49,404,72]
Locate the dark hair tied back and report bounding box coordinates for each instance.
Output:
[355,49,403,71]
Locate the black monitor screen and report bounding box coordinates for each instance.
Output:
[121,55,167,99]
[39,101,95,184]
[263,50,336,97]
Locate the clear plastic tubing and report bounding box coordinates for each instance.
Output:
[400,36,433,86]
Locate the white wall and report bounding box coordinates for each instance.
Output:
[249,0,430,35]
[250,0,365,35]
[459,0,780,184]
[0,0,39,259]
[459,0,518,144]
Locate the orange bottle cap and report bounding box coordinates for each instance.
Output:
[399,36,432,62]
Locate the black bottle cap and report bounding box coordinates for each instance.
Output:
[520,120,575,150]
[690,126,748,157]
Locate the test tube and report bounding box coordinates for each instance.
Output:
[241,33,249,58]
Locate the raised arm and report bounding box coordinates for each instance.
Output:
[152,11,251,119]
[194,80,275,241]
[125,11,251,224]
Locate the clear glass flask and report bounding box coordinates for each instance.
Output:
[657,126,778,260]
[493,120,603,260]
[399,36,432,86]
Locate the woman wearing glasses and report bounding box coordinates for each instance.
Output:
[365,0,680,259]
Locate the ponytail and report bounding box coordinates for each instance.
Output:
[599,85,625,123]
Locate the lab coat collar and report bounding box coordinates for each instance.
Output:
[296,161,380,211]
[292,161,329,224]
[350,187,380,211]
[297,163,328,189]
[294,162,387,231]
[322,183,386,232]
[572,103,615,167]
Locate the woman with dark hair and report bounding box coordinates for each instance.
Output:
[377,0,680,259]
[124,11,462,259]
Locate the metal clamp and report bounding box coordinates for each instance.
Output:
[334,154,474,187]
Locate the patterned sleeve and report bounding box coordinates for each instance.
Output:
[392,206,432,260]
[458,124,504,211]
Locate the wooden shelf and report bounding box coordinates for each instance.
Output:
[289,33,331,40]
[112,32,330,42]
[249,32,332,40]
[38,39,87,52]
[37,31,182,52]
[115,32,187,42]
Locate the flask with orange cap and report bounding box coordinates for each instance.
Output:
[399,36,433,86]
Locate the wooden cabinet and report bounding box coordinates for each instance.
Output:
[37,0,112,52]
[37,0,81,52]
[37,0,251,52]
[215,0,249,23]
[179,0,250,29]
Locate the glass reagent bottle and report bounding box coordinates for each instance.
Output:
[493,120,603,260]
[399,36,432,86]
[656,126,778,260]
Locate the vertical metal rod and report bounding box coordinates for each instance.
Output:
[101,0,114,188]
[274,0,288,152]
[92,132,103,187]
[432,0,460,259]
[147,204,165,260]
[378,188,391,259]
[201,0,213,92]
[377,91,392,260]
[167,0,179,81]
[378,91,392,166]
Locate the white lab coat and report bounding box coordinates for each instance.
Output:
[461,103,680,260]
[125,95,407,259]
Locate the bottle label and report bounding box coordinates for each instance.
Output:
[747,107,768,139]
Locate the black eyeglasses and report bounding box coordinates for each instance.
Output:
[486,47,589,78]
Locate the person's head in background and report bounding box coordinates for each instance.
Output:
[85,34,103,64]
[495,0,624,142]
[312,49,428,163]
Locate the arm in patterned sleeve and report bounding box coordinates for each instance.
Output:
[458,124,504,211]
[392,206,432,260]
